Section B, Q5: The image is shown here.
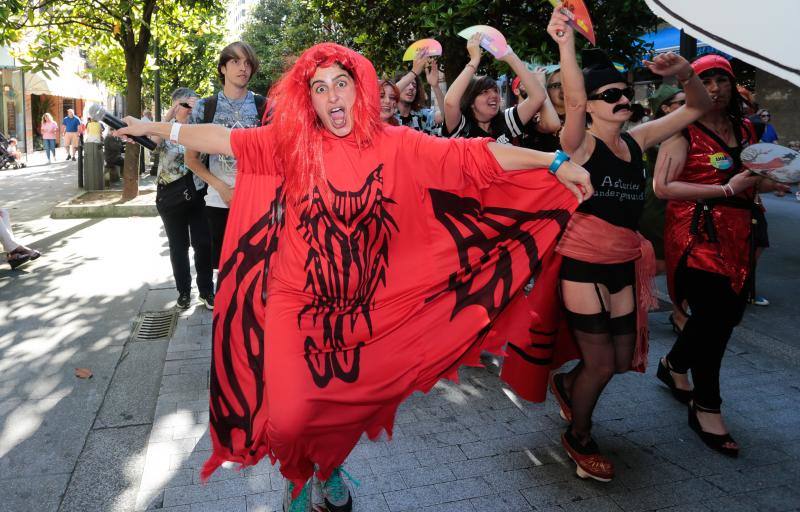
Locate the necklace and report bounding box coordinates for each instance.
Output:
[219,91,249,124]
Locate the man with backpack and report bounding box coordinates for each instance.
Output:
[186,41,267,273]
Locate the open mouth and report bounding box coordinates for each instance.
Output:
[487,100,499,110]
[329,106,347,128]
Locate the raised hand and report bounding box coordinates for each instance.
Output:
[467,32,483,62]
[643,52,692,79]
[547,5,574,46]
[425,59,440,87]
[411,51,428,76]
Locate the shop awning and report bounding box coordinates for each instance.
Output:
[25,70,105,102]
[644,0,800,86]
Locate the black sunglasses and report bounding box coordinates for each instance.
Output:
[588,87,634,103]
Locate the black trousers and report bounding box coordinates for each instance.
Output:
[159,197,213,296]
[205,205,230,270]
[667,266,748,412]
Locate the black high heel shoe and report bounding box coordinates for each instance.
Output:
[688,403,739,458]
[656,358,692,404]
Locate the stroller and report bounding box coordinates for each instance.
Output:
[0,132,25,170]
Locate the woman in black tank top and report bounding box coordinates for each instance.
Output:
[546,7,712,483]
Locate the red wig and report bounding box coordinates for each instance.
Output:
[268,43,382,203]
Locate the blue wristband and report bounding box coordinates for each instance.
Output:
[549,150,570,175]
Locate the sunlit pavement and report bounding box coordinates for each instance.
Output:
[1,157,800,511]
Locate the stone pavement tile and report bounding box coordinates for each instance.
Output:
[245,490,282,512]
[701,494,759,512]
[615,461,692,490]
[352,492,390,512]
[189,496,247,512]
[482,468,541,493]
[165,349,212,362]
[418,499,476,512]
[414,445,467,467]
[158,507,191,512]
[470,492,534,512]
[703,468,787,494]
[0,472,70,512]
[352,470,406,497]
[654,477,725,506]
[520,480,602,510]
[399,465,457,488]
[384,484,441,511]
[447,451,533,479]
[609,486,678,512]
[140,468,195,490]
[525,463,573,488]
[210,474,271,499]
[369,452,420,475]
[656,504,710,512]
[740,485,800,512]
[561,496,623,512]
[433,476,493,502]
[162,482,218,508]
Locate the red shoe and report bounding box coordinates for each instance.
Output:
[549,372,572,422]
[561,429,614,482]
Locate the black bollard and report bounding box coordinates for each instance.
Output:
[77,136,84,188]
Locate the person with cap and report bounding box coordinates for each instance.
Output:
[544,6,712,482]
[113,42,593,512]
[653,54,790,458]
[442,33,558,144]
[509,67,563,151]
[642,84,688,332]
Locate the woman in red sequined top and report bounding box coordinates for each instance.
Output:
[653,55,789,458]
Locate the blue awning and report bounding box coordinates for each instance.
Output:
[639,26,732,59]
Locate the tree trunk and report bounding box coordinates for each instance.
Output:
[121,52,146,200]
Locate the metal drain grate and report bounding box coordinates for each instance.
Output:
[132,311,178,341]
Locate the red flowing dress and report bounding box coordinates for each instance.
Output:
[201,123,577,487]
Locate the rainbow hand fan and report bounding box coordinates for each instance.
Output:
[457,25,509,59]
[402,39,443,61]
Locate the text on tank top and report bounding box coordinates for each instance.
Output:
[576,132,645,231]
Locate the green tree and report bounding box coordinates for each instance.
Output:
[241,0,338,95]
[3,0,223,199]
[308,0,658,84]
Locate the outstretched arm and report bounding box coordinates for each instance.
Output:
[114,116,233,157]
[444,33,483,133]
[630,53,711,151]
[487,142,593,203]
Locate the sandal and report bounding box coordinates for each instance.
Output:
[688,403,739,458]
[656,358,693,404]
[561,428,614,482]
[8,252,31,270]
[549,372,572,422]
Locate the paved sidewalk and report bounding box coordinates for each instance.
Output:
[133,304,800,512]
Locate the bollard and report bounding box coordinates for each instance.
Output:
[83,142,105,191]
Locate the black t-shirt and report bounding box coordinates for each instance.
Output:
[576,133,645,231]
[519,119,562,152]
[442,106,526,145]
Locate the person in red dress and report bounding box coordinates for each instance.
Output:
[115,43,593,511]
[654,54,789,457]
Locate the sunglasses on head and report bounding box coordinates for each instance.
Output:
[588,87,634,103]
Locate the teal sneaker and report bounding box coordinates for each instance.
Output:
[282,479,312,512]
[321,466,356,512]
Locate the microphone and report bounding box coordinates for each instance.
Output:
[86,104,157,150]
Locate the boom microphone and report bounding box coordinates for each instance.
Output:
[86,104,157,150]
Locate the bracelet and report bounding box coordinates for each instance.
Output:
[677,68,695,84]
[169,122,181,143]
[466,63,477,71]
[549,150,570,175]
[409,70,418,78]
[721,183,734,197]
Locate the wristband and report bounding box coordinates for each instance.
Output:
[723,183,735,197]
[721,184,729,198]
[466,63,477,72]
[409,70,418,78]
[549,150,570,175]
[169,122,181,143]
